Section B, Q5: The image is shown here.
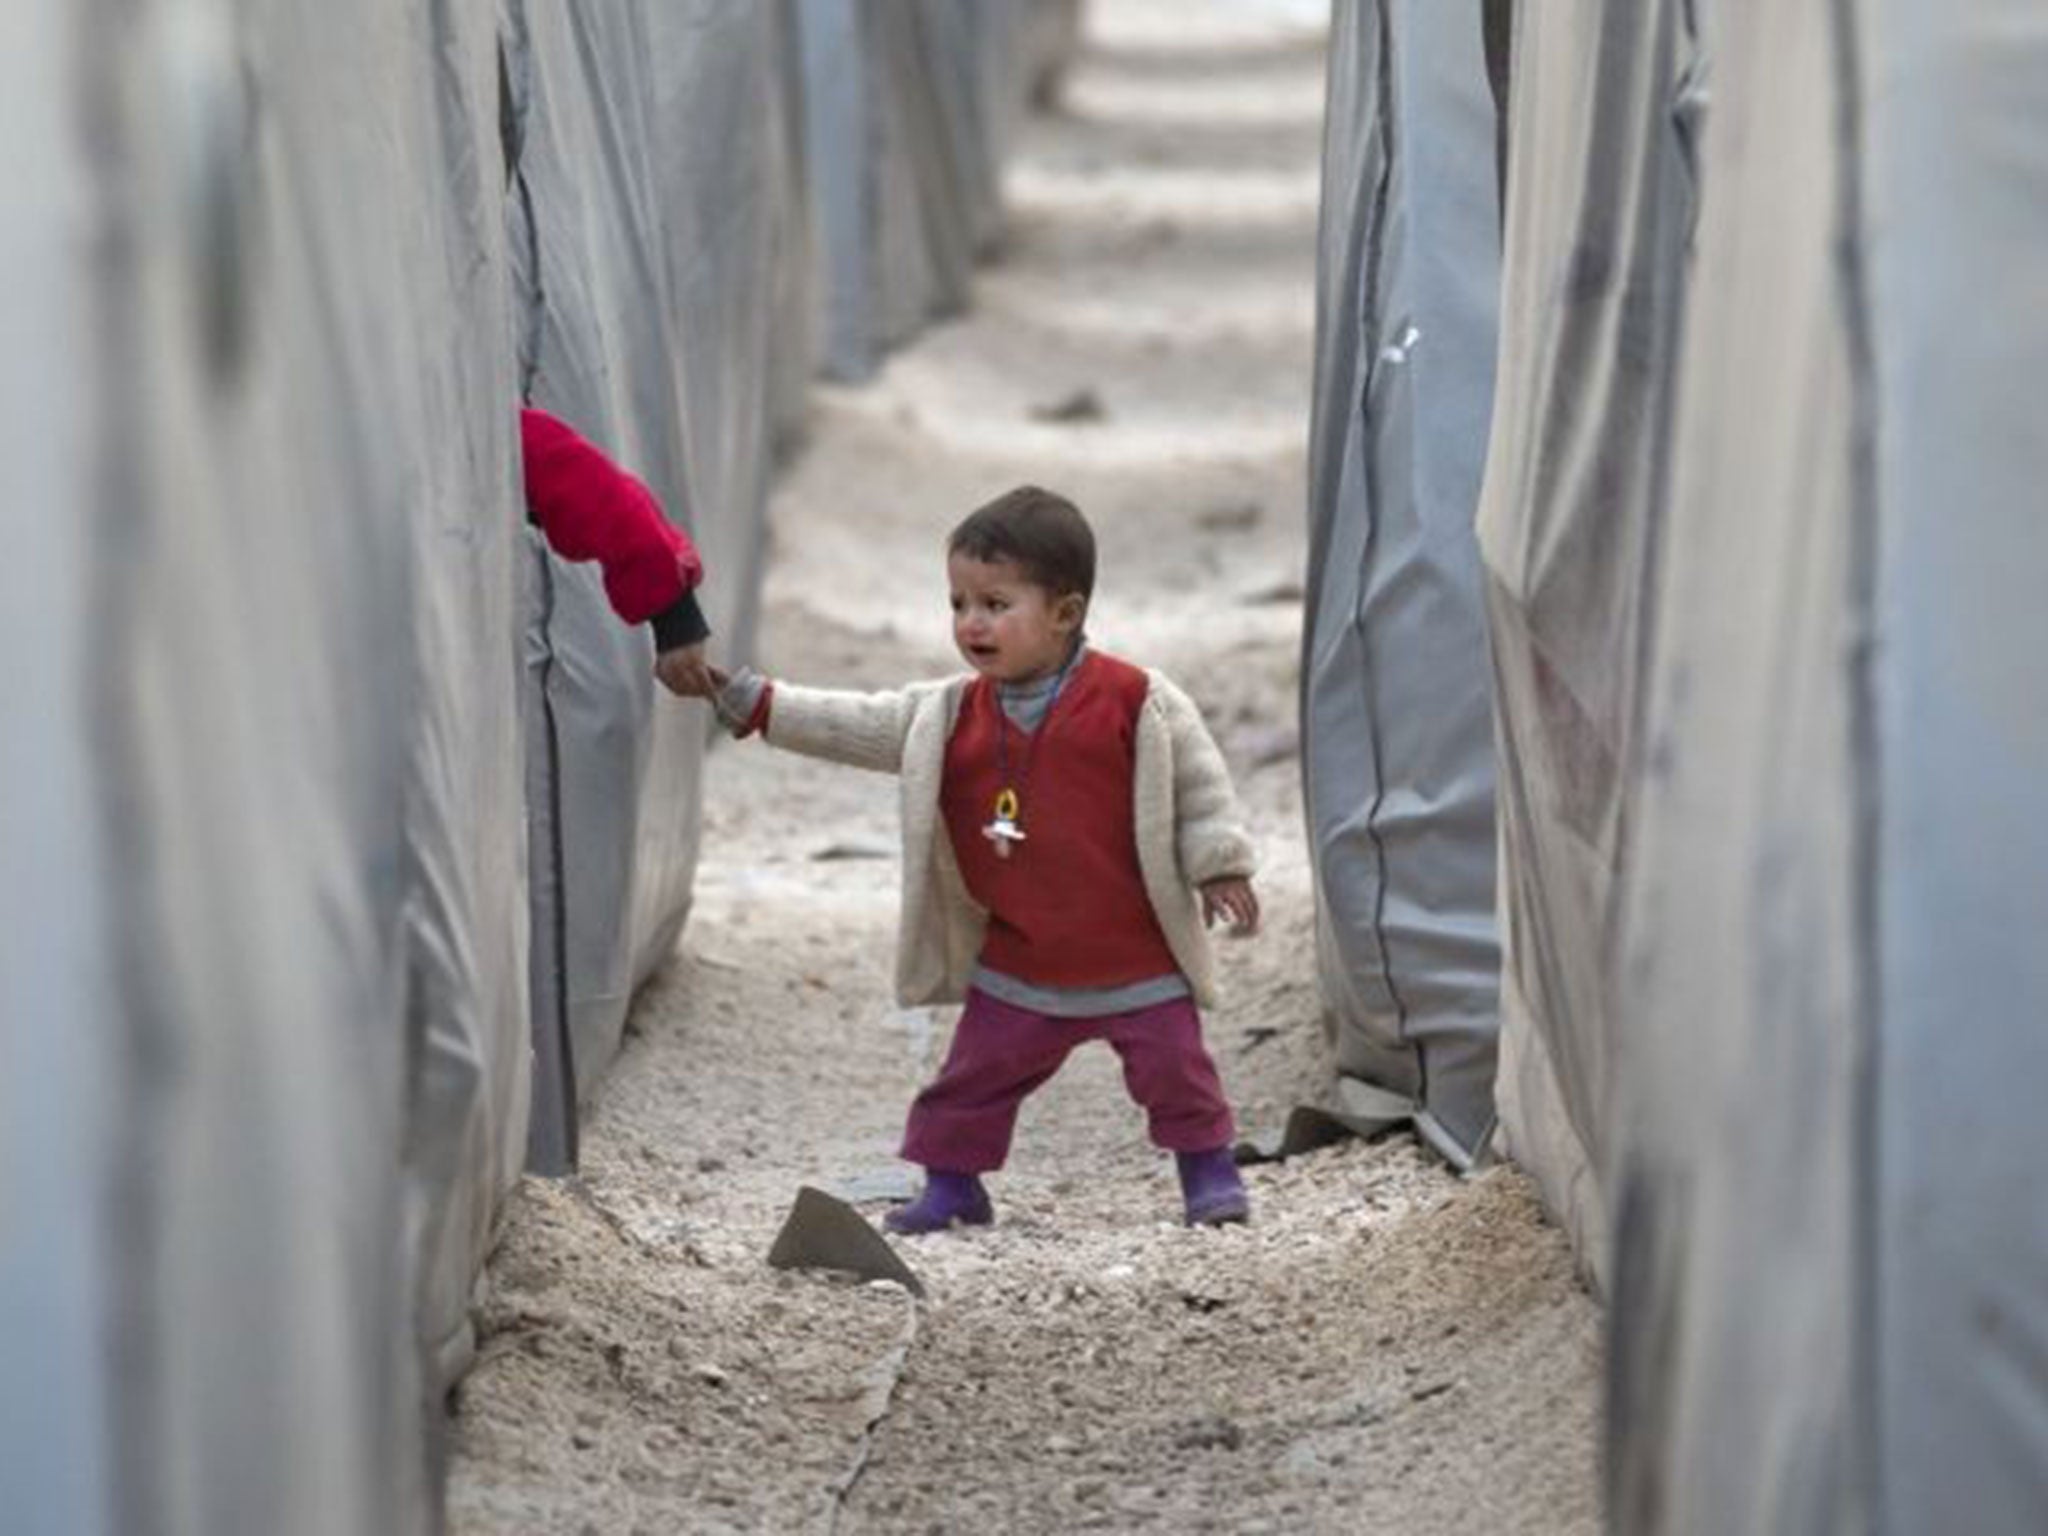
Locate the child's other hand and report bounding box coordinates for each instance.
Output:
[655,643,717,698]
[1199,877,1260,936]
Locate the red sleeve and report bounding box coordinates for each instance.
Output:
[520,407,705,624]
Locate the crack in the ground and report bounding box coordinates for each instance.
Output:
[824,1289,922,1535]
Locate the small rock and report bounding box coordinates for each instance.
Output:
[694,1363,730,1388]
[1241,577,1306,606]
[1174,1416,1244,1451]
[1196,500,1264,532]
[571,1431,596,1451]
[811,840,890,862]
[697,1154,726,1174]
[1029,387,1107,424]
[1336,1397,1388,1428]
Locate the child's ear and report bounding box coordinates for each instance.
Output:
[1056,593,1087,631]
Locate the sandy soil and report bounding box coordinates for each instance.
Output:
[446,4,1602,1532]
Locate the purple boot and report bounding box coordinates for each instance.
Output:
[884,1171,994,1235]
[1176,1148,1251,1226]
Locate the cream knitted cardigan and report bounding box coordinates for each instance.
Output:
[759,669,1256,1009]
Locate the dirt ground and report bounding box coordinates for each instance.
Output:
[446,4,1602,1531]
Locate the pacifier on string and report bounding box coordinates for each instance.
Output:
[983,786,1026,858]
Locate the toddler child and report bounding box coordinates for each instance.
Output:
[695,485,1259,1231]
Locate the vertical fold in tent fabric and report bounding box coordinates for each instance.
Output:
[1303,0,1504,1167]
[1475,0,1704,1290]
[1610,0,2048,1528]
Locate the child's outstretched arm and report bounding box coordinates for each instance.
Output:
[704,666,931,777]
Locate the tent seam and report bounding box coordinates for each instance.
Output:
[1352,0,1419,1082]
[1828,0,1885,1525]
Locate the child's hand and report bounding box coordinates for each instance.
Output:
[1199,876,1260,936]
[654,643,717,698]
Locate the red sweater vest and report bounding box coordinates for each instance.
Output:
[941,653,1181,989]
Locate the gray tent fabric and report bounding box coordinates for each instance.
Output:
[4,11,122,1532]
[1475,0,1704,1288]
[1303,0,1503,1168]
[800,0,1079,382]
[506,0,808,1168]
[7,1,532,1531]
[1607,2,2048,1528]
[508,0,1069,1166]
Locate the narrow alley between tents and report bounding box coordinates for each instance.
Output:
[447,5,1600,1531]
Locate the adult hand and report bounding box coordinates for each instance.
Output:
[1199,876,1261,936]
[654,642,716,698]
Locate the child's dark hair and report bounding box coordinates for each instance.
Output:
[947,485,1096,599]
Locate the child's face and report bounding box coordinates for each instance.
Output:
[947,553,1085,684]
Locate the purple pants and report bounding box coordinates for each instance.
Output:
[900,988,1237,1173]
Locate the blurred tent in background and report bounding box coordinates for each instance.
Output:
[803,0,1080,382]
[0,2,1075,1532]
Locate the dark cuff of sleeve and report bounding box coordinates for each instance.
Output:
[650,588,710,653]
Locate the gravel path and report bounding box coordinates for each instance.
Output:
[447,6,1601,1532]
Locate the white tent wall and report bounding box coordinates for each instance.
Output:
[5,0,531,1531]
[1303,0,1503,1166]
[1609,1,2048,1528]
[504,0,808,1171]
[1475,0,1704,1290]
